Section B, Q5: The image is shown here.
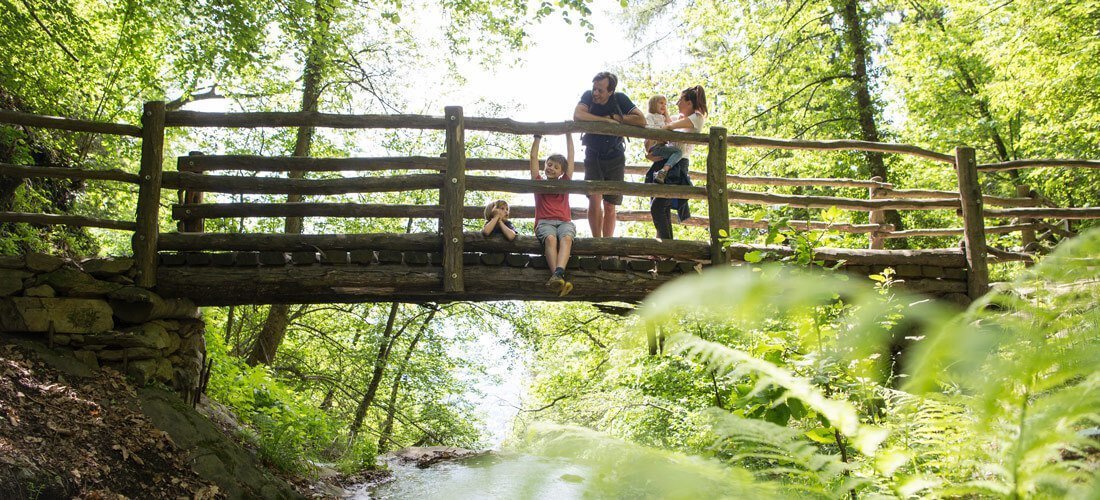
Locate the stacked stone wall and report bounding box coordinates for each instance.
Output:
[0,254,205,391]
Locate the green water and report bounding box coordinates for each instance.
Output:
[353,452,591,499]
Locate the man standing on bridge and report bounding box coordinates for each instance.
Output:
[574,71,647,238]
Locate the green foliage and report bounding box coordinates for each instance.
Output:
[520,229,1100,497]
[204,331,341,474]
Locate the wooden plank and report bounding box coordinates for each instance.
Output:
[0,109,142,137]
[983,207,1100,220]
[882,223,1045,238]
[442,106,466,293]
[172,203,444,220]
[676,262,698,273]
[161,110,955,163]
[954,147,989,298]
[885,188,1035,208]
[322,250,349,265]
[159,253,186,266]
[154,231,966,266]
[259,252,289,266]
[578,257,600,271]
[726,135,954,163]
[166,111,448,130]
[707,127,730,264]
[210,253,236,266]
[176,155,446,172]
[600,258,625,271]
[505,254,529,267]
[0,211,136,231]
[154,263,680,305]
[134,101,166,288]
[163,171,442,195]
[377,250,403,264]
[0,163,141,184]
[235,252,260,266]
[349,250,375,265]
[725,189,959,211]
[977,159,1100,171]
[405,252,429,265]
[184,252,212,266]
[466,175,706,199]
[291,251,319,265]
[480,253,505,266]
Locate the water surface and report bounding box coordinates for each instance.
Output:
[353,452,591,500]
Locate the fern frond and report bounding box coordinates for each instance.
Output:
[704,409,858,497]
[668,332,887,455]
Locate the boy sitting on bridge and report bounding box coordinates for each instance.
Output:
[530,134,576,297]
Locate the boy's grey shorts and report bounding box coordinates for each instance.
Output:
[535,220,577,244]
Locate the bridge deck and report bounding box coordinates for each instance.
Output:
[154,237,970,304]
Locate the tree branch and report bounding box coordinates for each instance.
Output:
[18,0,79,63]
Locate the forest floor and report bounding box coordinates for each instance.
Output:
[0,339,385,499]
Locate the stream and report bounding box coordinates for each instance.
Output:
[350,452,592,499]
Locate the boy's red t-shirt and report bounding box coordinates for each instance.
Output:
[535,173,571,226]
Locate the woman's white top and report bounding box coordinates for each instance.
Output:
[672,111,706,158]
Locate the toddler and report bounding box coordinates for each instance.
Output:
[481,199,516,240]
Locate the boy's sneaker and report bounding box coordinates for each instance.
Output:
[654,169,668,184]
[545,274,564,293]
[559,281,574,297]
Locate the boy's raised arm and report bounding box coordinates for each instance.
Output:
[529,135,542,180]
[481,212,499,236]
[565,133,575,178]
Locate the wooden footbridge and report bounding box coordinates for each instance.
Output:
[2,104,1098,305]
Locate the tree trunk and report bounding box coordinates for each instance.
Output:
[377,308,437,452]
[347,303,401,441]
[839,0,905,246]
[247,0,329,365]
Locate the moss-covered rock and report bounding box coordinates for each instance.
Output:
[0,297,113,334]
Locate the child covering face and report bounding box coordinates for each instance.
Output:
[481,199,516,241]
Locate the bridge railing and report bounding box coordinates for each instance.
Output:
[4,102,1100,298]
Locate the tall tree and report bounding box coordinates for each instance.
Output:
[377,305,438,451]
[246,0,331,366]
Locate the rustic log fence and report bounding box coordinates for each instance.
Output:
[3,103,1100,302]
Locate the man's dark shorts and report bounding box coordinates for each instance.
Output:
[584,149,626,205]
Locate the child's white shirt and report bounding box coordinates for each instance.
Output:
[645,112,669,128]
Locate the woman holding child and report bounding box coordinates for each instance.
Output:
[645,85,707,240]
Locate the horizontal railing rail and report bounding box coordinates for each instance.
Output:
[0,109,142,137]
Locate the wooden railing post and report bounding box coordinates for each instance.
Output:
[134,101,165,288]
[1016,184,1036,251]
[442,106,466,292]
[868,176,886,249]
[179,151,205,233]
[706,127,730,265]
[955,146,988,298]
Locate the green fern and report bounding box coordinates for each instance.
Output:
[704,409,861,498]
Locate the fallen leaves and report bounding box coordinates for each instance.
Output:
[0,343,221,498]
